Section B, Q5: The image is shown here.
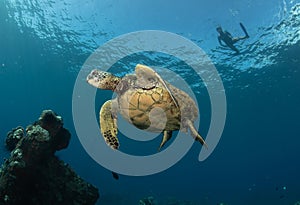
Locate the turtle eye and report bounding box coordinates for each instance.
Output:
[101,73,109,79]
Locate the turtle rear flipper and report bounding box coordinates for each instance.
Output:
[158,131,173,151]
[186,120,208,149]
[100,100,119,149]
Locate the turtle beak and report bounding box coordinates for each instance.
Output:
[86,69,101,88]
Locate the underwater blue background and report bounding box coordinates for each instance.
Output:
[0,0,299,204]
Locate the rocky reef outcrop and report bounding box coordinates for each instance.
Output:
[139,196,203,205]
[139,196,156,205]
[0,110,99,205]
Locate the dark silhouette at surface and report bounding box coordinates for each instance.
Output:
[216,23,249,54]
[112,171,119,180]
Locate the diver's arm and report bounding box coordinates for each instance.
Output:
[218,36,226,47]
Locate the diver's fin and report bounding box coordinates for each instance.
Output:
[239,23,249,38]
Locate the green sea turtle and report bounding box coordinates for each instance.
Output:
[87,64,207,150]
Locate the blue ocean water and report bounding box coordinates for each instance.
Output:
[0,0,300,204]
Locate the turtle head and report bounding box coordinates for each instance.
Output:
[87,69,121,91]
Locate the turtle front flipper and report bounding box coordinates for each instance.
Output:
[99,100,119,149]
[158,130,173,151]
[186,120,208,149]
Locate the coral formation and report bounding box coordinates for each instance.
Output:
[139,196,156,205]
[139,196,201,205]
[0,110,99,205]
[5,126,24,151]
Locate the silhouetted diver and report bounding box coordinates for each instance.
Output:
[216,22,249,54]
